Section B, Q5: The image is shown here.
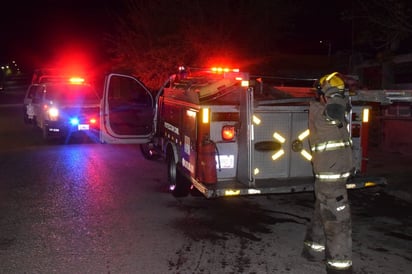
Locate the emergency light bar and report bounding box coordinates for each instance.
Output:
[69,77,85,84]
[70,117,97,125]
[211,67,240,73]
[210,67,250,86]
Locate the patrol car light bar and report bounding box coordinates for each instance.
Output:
[69,117,97,126]
[69,77,85,84]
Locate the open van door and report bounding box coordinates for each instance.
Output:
[100,73,155,144]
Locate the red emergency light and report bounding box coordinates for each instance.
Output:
[211,67,240,73]
[222,125,236,141]
[69,77,85,84]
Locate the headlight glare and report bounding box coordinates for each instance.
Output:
[48,107,59,121]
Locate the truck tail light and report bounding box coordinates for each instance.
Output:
[222,125,236,141]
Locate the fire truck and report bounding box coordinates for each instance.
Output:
[99,67,393,198]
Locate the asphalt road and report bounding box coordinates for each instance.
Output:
[0,75,411,274]
[0,105,412,273]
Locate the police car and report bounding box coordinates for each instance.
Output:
[23,75,100,141]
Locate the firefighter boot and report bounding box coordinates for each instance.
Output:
[301,246,324,262]
[326,266,353,274]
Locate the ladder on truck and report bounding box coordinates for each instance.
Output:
[353,89,412,104]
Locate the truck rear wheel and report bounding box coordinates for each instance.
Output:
[167,151,190,197]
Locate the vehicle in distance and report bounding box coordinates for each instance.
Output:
[24,76,100,141]
[0,69,5,92]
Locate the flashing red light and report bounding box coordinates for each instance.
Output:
[69,77,85,84]
[222,125,236,141]
[211,67,239,73]
[89,118,97,124]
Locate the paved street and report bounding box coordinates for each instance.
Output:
[0,74,411,274]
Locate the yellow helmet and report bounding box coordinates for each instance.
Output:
[319,72,345,92]
[316,72,346,99]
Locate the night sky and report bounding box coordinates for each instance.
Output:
[1,1,351,71]
[1,0,121,69]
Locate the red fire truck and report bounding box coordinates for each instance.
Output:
[99,67,387,198]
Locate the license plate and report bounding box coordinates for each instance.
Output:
[216,155,234,169]
[78,124,90,130]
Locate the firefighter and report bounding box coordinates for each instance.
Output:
[302,72,354,274]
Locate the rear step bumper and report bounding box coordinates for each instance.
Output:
[192,175,387,199]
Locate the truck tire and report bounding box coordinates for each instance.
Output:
[167,150,190,197]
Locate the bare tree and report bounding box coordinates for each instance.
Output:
[346,0,412,88]
[353,0,412,53]
[105,0,299,90]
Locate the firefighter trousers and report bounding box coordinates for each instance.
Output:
[303,179,352,272]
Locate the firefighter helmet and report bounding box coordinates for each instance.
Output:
[318,72,345,97]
